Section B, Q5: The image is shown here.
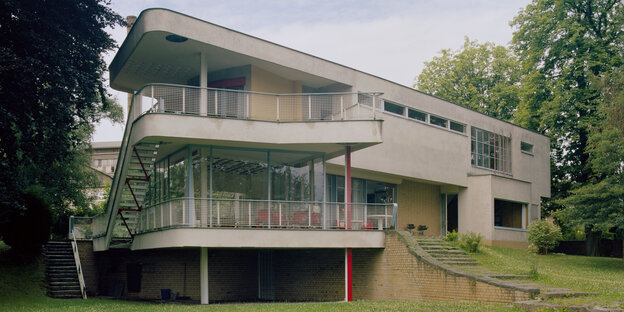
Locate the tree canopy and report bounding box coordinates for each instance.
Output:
[0,0,124,252]
[415,37,521,121]
[511,0,624,214]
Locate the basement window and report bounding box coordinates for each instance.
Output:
[494,199,526,229]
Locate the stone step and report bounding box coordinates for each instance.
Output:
[426,249,465,254]
[48,284,81,291]
[441,260,480,266]
[539,289,599,299]
[488,274,531,280]
[432,256,475,261]
[48,290,82,299]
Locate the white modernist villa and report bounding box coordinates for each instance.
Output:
[79,8,550,304]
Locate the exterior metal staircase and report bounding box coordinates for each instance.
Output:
[111,143,158,245]
[45,241,82,298]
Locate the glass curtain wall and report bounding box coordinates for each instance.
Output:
[326,174,396,229]
[148,145,324,228]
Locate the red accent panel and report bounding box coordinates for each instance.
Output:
[207,77,246,89]
[346,146,351,230]
[347,248,352,301]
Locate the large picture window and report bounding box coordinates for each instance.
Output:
[494,199,526,229]
[471,127,512,174]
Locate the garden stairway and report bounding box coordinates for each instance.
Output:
[44,241,82,299]
[413,236,480,266]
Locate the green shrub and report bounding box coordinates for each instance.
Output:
[527,220,563,254]
[444,230,459,242]
[458,231,482,253]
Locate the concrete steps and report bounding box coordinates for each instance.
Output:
[44,241,82,299]
[413,237,480,266]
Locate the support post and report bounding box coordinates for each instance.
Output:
[200,247,209,304]
[345,248,352,302]
[200,148,208,226]
[200,52,208,116]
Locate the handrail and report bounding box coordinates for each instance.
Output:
[136,197,396,233]
[135,83,383,122]
[69,216,88,299]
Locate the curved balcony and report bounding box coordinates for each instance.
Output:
[130,83,383,122]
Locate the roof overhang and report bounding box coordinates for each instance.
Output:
[110,9,350,93]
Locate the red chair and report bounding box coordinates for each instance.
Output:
[361,221,373,230]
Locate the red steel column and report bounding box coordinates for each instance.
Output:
[345,146,353,302]
[347,248,352,301]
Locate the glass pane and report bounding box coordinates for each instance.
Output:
[169,149,187,199]
[450,121,465,133]
[430,115,448,128]
[407,108,426,121]
[271,151,315,201]
[212,148,268,200]
[384,101,404,115]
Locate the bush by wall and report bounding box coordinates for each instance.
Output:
[528,220,563,254]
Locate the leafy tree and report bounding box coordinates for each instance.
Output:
[415,37,521,121]
[557,67,624,255]
[511,0,624,218]
[0,0,124,252]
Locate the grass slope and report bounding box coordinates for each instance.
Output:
[472,245,624,308]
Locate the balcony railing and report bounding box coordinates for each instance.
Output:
[137,198,397,233]
[132,83,382,122]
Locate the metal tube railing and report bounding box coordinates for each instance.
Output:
[132,83,382,122]
[69,216,88,299]
[136,198,395,233]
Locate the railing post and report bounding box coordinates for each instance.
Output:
[182,88,186,113]
[246,93,250,118]
[214,92,218,115]
[372,95,376,120]
[341,96,344,120]
[276,96,280,121]
[308,95,312,120]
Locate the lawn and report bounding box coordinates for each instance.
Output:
[471,245,624,308]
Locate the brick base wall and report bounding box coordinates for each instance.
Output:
[274,249,344,301]
[76,240,98,296]
[353,233,532,303]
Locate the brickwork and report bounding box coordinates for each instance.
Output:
[353,233,533,303]
[97,248,200,300]
[76,240,99,296]
[208,249,257,301]
[274,249,344,301]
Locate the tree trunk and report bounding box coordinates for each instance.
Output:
[585,231,601,257]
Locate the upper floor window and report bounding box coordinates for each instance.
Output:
[471,127,512,174]
[429,115,448,128]
[407,108,427,122]
[384,101,404,116]
[521,141,534,155]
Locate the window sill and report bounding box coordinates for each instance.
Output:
[494,226,527,232]
[521,150,534,156]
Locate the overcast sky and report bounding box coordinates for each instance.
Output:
[92,0,531,142]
